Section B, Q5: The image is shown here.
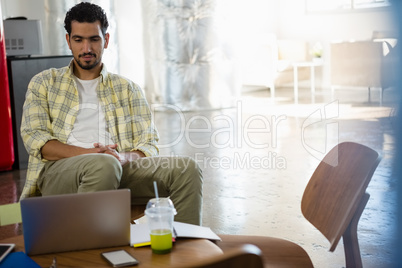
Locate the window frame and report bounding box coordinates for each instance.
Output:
[306,0,391,13]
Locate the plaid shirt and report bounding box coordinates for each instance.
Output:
[20,61,159,199]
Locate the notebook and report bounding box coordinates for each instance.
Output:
[20,189,131,255]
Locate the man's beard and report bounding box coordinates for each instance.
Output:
[76,53,100,70]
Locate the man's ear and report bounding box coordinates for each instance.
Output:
[66,33,72,50]
[104,33,110,49]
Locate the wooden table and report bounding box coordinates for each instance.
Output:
[1,235,223,267]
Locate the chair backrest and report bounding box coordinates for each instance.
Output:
[301,142,381,251]
[184,244,264,268]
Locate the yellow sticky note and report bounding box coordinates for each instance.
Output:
[0,202,22,226]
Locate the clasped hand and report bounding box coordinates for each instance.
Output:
[93,143,128,166]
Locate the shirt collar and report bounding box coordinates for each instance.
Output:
[99,63,108,85]
[68,59,108,85]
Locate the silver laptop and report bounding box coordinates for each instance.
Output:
[20,189,131,255]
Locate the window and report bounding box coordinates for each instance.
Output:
[306,0,390,12]
[354,0,390,9]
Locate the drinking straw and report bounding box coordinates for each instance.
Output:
[153,181,159,199]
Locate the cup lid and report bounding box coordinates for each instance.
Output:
[146,197,177,215]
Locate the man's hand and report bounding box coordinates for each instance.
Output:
[93,143,128,166]
[120,150,146,163]
[41,140,144,166]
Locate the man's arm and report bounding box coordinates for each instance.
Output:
[41,140,122,161]
[41,140,98,161]
[127,82,160,157]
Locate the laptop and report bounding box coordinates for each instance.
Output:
[20,189,131,255]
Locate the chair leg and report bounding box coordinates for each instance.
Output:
[342,192,370,268]
[270,84,275,99]
[380,87,383,106]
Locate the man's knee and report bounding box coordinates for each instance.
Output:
[173,157,203,195]
[176,157,202,181]
[170,157,203,225]
[80,154,122,190]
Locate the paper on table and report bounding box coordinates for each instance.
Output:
[133,215,147,225]
[173,222,221,241]
[130,223,151,246]
[130,221,221,246]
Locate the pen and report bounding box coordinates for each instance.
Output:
[133,242,151,248]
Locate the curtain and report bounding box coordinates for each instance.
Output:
[141,0,240,111]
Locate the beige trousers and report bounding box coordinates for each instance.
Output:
[38,154,203,225]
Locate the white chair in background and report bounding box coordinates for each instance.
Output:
[330,32,398,105]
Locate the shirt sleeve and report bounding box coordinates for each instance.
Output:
[129,83,160,157]
[20,72,57,161]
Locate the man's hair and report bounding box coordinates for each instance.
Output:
[64,2,109,37]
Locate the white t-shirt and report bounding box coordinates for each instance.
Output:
[66,76,114,148]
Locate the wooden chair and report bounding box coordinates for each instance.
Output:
[182,244,264,268]
[216,142,381,268]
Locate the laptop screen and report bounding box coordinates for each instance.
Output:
[20,189,131,255]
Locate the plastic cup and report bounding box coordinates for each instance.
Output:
[145,198,177,254]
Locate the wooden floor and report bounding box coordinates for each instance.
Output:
[0,86,399,267]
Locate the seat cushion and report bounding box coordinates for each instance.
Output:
[215,235,313,268]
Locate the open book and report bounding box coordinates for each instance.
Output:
[130,221,221,247]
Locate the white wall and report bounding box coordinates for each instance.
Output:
[277,1,396,41]
[114,0,144,87]
[276,0,397,88]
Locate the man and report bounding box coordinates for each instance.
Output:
[20,2,203,225]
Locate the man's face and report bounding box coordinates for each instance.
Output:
[66,21,109,71]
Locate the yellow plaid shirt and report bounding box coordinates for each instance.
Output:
[20,61,159,199]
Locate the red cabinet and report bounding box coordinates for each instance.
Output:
[0,11,15,171]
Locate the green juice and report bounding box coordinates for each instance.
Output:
[150,229,172,254]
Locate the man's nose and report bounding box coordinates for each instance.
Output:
[83,39,91,52]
